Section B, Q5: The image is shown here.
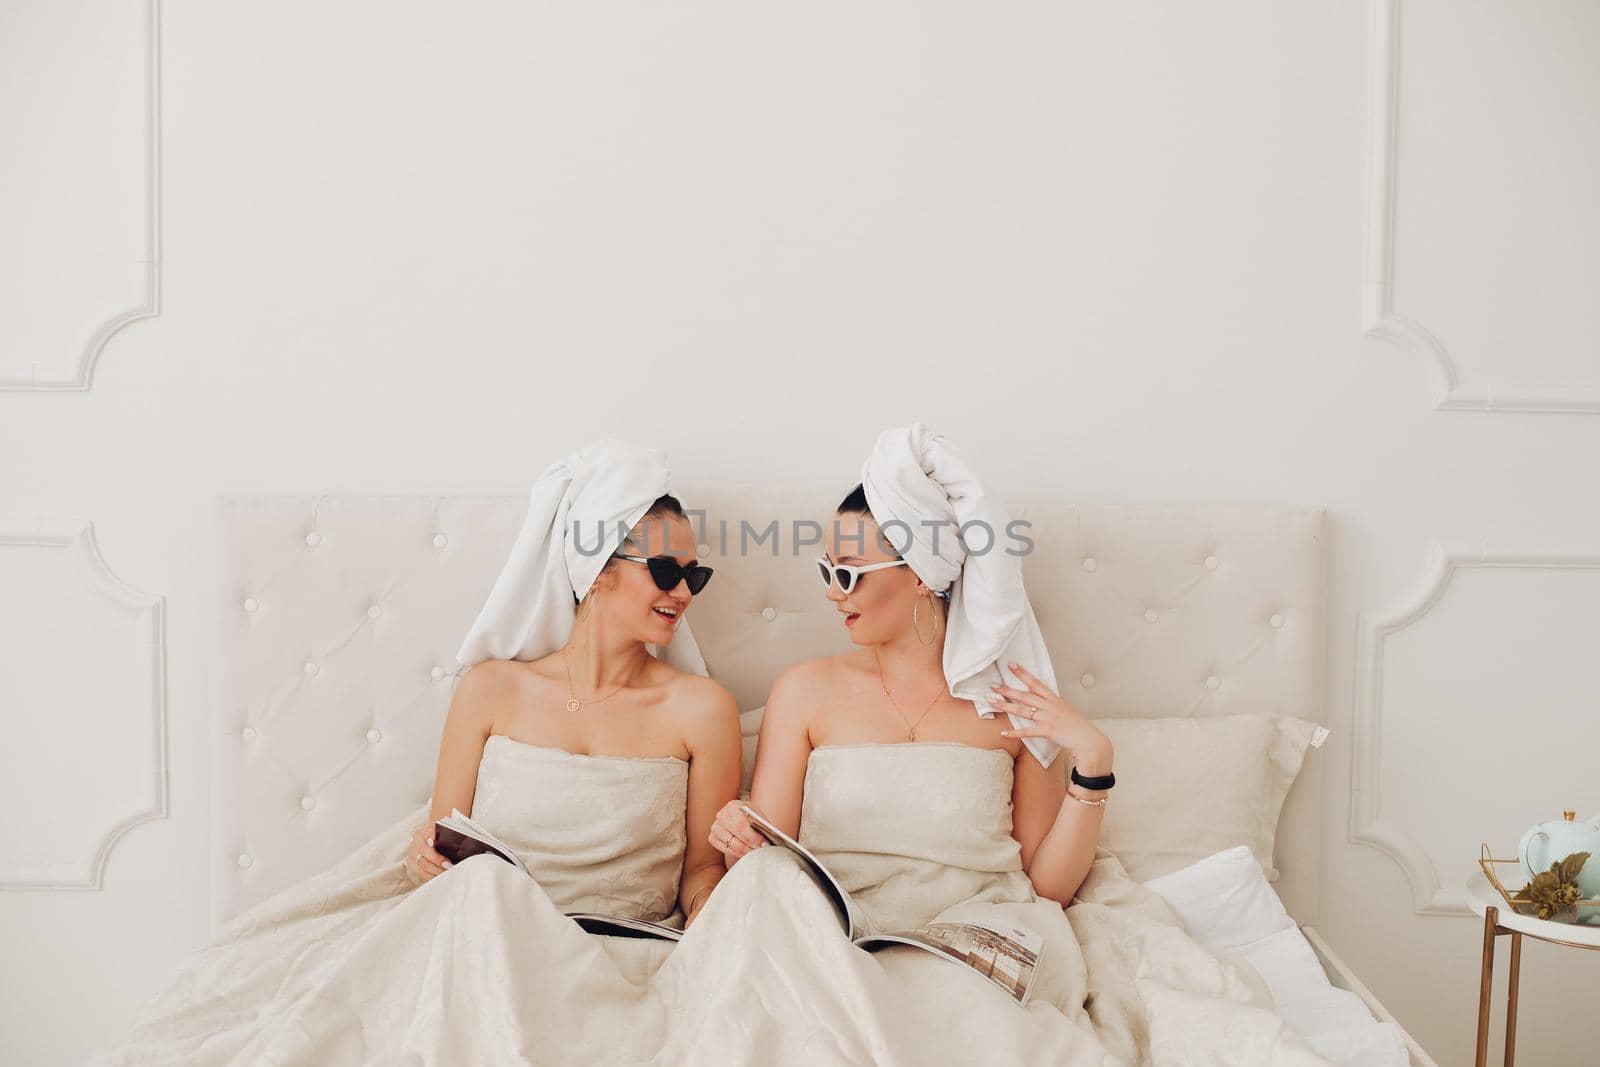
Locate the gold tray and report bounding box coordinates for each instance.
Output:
[1479,843,1600,920]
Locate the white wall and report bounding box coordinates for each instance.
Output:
[3,1,1596,1063]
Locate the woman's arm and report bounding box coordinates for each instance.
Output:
[989,662,1114,906]
[406,662,503,885]
[1010,735,1112,905]
[428,661,502,825]
[709,660,821,866]
[746,663,821,836]
[676,678,743,925]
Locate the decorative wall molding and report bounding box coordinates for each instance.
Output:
[0,519,167,888]
[1362,0,1600,414]
[0,0,162,392]
[1350,540,1600,914]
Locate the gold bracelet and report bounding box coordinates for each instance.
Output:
[1065,786,1108,808]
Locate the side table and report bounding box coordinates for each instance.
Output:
[1466,871,1600,1066]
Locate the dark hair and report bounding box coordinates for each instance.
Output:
[615,493,686,557]
[835,482,948,601]
[835,483,870,517]
[644,492,684,519]
[835,482,905,564]
[578,494,688,605]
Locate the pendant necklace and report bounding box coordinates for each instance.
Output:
[871,646,944,742]
[561,644,636,712]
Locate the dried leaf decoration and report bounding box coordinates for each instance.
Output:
[1519,851,1590,920]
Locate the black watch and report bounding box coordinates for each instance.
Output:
[1070,766,1115,791]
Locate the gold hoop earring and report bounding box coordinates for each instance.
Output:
[913,594,936,646]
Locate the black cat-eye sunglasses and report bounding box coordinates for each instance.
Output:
[613,554,714,595]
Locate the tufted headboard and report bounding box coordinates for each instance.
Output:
[213,489,1328,930]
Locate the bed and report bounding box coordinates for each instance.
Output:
[210,487,1435,1065]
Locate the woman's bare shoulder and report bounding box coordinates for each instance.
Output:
[766,651,864,711]
[455,658,562,729]
[647,666,740,756]
[456,659,515,698]
[458,656,561,697]
[637,658,731,715]
[658,666,736,709]
[782,649,867,684]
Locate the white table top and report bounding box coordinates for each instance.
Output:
[1466,872,1600,949]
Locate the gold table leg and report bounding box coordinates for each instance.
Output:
[1504,930,1521,1066]
[1476,905,1497,1067]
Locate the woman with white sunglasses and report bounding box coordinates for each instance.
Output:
[710,424,1114,902]
[677,423,1134,1061]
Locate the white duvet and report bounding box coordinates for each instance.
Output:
[90,738,1334,1066]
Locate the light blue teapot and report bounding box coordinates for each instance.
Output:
[1519,809,1600,898]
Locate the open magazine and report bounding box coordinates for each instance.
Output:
[738,805,1042,1005]
[431,808,684,941]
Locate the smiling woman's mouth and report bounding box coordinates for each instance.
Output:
[653,606,679,620]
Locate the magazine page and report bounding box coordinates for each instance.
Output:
[738,805,871,939]
[564,913,684,942]
[854,918,1043,1006]
[433,808,531,877]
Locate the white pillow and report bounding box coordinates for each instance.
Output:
[1237,926,1408,1066]
[1096,714,1324,883]
[1143,844,1294,954]
[1145,847,1409,1067]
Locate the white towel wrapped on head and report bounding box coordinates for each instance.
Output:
[455,439,708,678]
[859,423,1061,769]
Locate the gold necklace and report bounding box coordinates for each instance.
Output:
[871,646,944,742]
[561,645,637,712]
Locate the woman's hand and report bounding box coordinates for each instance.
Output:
[405,824,453,886]
[708,799,770,865]
[988,661,1114,774]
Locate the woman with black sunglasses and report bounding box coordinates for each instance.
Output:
[88,440,746,1067]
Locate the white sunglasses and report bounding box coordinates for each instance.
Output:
[816,556,908,594]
